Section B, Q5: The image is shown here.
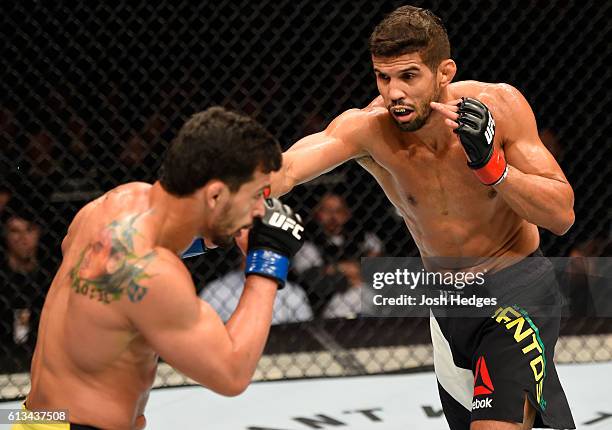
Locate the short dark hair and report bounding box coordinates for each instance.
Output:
[369,6,450,70]
[159,107,281,196]
[1,196,38,226]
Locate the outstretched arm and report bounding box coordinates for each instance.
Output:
[270,109,371,197]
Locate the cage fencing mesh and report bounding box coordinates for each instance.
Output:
[1,0,610,399]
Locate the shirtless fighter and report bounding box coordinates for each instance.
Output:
[17,107,304,430]
[270,6,575,430]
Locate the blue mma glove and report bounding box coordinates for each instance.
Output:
[245,198,304,288]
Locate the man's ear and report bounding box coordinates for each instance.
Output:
[201,180,230,212]
[438,59,457,88]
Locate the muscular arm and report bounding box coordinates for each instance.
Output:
[493,85,574,235]
[270,109,371,197]
[61,199,99,254]
[129,251,278,396]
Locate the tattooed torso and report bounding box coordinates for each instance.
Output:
[70,212,155,305]
[27,182,161,430]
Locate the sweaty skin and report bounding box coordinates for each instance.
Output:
[271,51,572,430]
[27,176,275,430]
[272,77,574,271]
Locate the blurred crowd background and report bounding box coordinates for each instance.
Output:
[1,0,610,395]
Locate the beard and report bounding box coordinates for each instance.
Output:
[208,219,240,249]
[205,199,240,249]
[208,231,236,249]
[390,85,441,132]
[394,107,430,131]
[208,212,251,250]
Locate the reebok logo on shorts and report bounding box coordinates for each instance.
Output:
[472,397,493,409]
[473,356,494,396]
[472,356,494,410]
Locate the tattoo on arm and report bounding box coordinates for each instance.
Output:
[69,213,155,304]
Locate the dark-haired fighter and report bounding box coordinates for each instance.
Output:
[271,6,575,430]
[18,107,304,430]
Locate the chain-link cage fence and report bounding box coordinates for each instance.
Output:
[1,0,611,400]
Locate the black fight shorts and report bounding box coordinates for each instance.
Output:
[430,249,575,429]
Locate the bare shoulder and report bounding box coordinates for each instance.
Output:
[108,181,153,194]
[67,205,195,309]
[142,248,195,297]
[331,105,386,129]
[62,196,104,252]
[103,182,153,207]
[450,81,530,117]
[125,248,200,326]
[80,183,153,235]
[74,182,152,222]
[327,104,390,145]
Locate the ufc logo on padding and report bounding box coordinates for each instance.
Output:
[268,213,304,239]
[485,115,495,145]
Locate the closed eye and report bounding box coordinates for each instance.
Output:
[376,73,390,82]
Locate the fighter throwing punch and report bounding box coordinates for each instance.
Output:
[271,6,575,430]
[17,107,304,430]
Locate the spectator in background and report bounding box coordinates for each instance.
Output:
[200,256,313,325]
[294,192,383,272]
[322,260,363,319]
[293,192,384,317]
[51,115,104,204]
[0,199,49,372]
[118,113,170,183]
[25,126,57,180]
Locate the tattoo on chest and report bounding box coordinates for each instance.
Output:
[69,213,155,304]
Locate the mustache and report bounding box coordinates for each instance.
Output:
[388,100,415,109]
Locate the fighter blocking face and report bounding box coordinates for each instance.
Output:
[201,169,271,249]
[158,107,282,248]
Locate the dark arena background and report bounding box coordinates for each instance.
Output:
[1,1,610,428]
